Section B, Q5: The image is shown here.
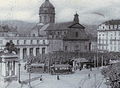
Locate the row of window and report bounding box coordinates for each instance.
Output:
[39,16,54,23]
[0,40,48,45]
[99,25,120,30]
[98,39,120,45]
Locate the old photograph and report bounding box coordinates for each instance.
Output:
[0,0,119,88]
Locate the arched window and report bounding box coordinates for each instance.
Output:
[75,32,78,37]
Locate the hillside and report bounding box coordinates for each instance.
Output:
[1,20,36,34]
[1,20,98,37]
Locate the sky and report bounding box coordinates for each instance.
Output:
[0,0,120,25]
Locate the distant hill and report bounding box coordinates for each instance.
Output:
[1,20,36,34]
[1,20,98,37]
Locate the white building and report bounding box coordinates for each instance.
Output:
[0,25,49,60]
[97,20,120,52]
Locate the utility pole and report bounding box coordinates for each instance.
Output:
[94,74,97,88]
[28,67,32,88]
[102,55,104,67]
[94,55,96,68]
[18,63,21,83]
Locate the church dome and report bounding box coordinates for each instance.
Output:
[39,0,55,24]
[40,0,54,9]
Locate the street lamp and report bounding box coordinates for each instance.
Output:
[18,63,21,83]
[28,66,32,88]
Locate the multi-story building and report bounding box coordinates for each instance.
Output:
[0,25,49,60]
[97,20,120,52]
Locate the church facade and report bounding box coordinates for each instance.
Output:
[31,0,91,53]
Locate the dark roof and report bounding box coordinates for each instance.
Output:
[69,23,85,29]
[45,22,85,31]
[40,0,54,9]
[103,19,120,25]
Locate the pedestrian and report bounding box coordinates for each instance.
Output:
[40,75,42,81]
[24,64,26,70]
[57,75,60,80]
[88,73,90,79]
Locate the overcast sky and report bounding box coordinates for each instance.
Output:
[0,0,120,25]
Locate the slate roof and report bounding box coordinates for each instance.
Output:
[103,19,120,25]
[40,0,54,9]
[45,22,85,31]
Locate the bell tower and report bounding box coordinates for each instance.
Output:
[73,13,79,23]
[39,0,55,24]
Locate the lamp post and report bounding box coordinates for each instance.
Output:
[28,66,32,88]
[18,63,21,83]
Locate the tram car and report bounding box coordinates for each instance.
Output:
[50,64,73,75]
[27,63,46,73]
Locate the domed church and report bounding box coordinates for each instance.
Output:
[31,0,91,53]
[39,0,55,24]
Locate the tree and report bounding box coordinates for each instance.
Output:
[5,40,18,54]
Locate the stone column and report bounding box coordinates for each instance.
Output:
[20,48,23,60]
[1,62,6,76]
[13,61,15,75]
[33,48,36,56]
[27,48,30,56]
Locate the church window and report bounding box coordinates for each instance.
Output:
[75,32,79,37]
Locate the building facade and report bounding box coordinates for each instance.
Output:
[97,20,120,52]
[0,25,49,60]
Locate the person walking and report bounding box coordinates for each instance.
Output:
[40,75,43,81]
[57,75,60,80]
[88,73,90,79]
